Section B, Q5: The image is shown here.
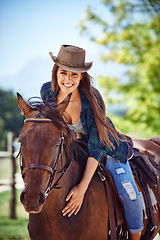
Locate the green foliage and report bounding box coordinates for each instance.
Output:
[78,0,160,137]
[0,89,24,150]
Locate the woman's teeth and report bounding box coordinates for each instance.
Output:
[63,83,73,87]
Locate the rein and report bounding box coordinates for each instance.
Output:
[19,117,72,197]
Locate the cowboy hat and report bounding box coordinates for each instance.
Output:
[49,44,92,73]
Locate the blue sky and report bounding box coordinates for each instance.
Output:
[0,0,120,99]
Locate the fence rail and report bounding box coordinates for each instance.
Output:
[0,132,17,219]
[0,132,14,158]
[0,151,11,158]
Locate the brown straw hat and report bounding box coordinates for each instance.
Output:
[49,44,93,73]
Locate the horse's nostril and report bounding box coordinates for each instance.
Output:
[20,189,45,210]
[39,192,45,206]
[20,190,26,205]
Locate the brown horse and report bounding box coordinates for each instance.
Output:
[17,93,160,240]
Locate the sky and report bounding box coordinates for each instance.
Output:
[0,0,120,100]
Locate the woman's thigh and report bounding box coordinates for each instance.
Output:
[105,156,139,201]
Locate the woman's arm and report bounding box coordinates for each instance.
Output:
[62,157,98,217]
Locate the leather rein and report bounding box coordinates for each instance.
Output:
[19,117,72,197]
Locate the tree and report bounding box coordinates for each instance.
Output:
[78,0,160,137]
[140,0,160,13]
[0,89,24,150]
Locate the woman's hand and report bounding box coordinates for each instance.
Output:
[62,184,85,217]
[62,157,98,217]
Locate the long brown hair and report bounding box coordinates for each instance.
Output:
[51,64,124,149]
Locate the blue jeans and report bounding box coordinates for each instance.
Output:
[105,156,144,233]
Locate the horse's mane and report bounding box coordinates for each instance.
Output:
[27,98,88,166]
[28,99,76,160]
[28,100,69,132]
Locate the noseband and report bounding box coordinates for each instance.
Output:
[19,117,72,197]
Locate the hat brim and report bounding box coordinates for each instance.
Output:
[49,52,92,73]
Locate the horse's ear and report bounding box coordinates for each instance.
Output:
[17,92,34,118]
[57,93,71,114]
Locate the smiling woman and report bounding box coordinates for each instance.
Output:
[56,68,82,125]
[39,44,145,240]
[57,68,82,97]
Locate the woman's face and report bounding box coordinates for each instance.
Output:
[57,67,82,95]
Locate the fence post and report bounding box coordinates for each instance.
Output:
[8,132,16,219]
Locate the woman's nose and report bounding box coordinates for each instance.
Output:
[66,74,71,81]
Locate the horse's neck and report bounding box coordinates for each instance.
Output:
[59,159,83,191]
[53,147,83,192]
[46,160,83,210]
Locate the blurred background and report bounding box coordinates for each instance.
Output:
[0,0,160,239]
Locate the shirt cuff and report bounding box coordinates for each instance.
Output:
[88,149,105,162]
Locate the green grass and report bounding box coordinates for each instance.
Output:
[0,190,30,240]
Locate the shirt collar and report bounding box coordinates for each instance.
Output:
[49,87,91,110]
[79,88,91,111]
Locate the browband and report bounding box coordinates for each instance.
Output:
[24,118,53,123]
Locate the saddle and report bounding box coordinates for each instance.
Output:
[98,148,160,240]
[130,148,160,203]
[129,148,160,239]
[98,162,129,240]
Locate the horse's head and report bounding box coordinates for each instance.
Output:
[17,93,74,213]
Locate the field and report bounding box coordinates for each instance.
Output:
[0,156,29,240]
[0,190,30,240]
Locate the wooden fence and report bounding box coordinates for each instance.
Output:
[0,132,17,219]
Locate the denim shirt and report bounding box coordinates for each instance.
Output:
[40,81,129,163]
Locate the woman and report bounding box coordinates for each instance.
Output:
[40,44,143,240]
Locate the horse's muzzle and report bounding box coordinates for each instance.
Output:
[20,188,45,213]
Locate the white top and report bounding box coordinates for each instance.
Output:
[67,119,85,134]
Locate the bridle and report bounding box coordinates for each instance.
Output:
[19,117,72,197]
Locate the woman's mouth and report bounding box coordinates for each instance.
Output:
[63,83,73,88]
